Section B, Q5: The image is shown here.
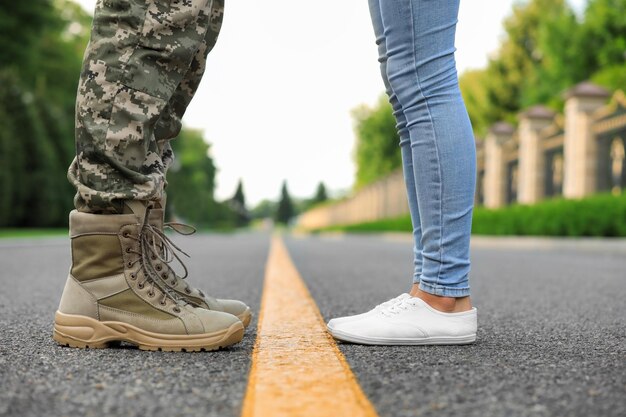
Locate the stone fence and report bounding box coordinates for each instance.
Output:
[298,81,626,230]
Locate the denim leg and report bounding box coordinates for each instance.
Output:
[368,0,423,283]
[379,0,476,297]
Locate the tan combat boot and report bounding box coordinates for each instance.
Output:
[53,202,244,351]
[147,208,252,327]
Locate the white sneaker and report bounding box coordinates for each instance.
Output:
[326,293,411,331]
[327,295,477,345]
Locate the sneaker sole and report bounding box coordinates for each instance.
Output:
[237,307,252,328]
[53,311,244,352]
[328,325,476,345]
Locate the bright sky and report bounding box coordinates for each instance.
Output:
[73,0,585,206]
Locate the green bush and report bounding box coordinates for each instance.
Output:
[472,193,626,237]
[314,193,626,237]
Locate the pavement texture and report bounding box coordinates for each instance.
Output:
[0,232,269,417]
[1,231,624,417]
[285,234,626,417]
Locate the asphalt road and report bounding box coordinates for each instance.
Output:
[285,234,626,417]
[0,232,269,417]
[1,232,625,417]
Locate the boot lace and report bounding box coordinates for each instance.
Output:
[124,223,193,309]
[161,222,205,297]
[142,220,205,297]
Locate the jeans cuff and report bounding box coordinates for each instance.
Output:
[418,282,470,298]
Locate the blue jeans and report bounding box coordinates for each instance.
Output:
[368,0,476,297]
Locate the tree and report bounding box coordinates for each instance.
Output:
[353,95,401,189]
[250,199,276,219]
[584,0,626,90]
[459,0,626,136]
[275,181,295,225]
[312,182,328,204]
[0,85,16,226]
[0,0,91,227]
[229,179,250,227]
[166,129,219,227]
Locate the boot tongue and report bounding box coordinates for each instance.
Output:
[148,208,164,228]
[123,201,149,226]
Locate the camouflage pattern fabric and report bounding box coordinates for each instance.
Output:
[68,0,225,213]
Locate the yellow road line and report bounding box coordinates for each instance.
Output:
[241,235,379,417]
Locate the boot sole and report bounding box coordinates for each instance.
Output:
[237,307,252,328]
[52,311,244,352]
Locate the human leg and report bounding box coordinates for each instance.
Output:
[368,0,423,283]
[56,0,245,349]
[381,0,476,300]
[68,0,215,213]
[327,0,477,344]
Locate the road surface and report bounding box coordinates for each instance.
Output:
[0,232,624,417]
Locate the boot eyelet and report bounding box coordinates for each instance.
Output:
[122,232,129,238]
[155,265,162,271]
[130,273,136,280]
[147,291,155,298]
[184,288,191,294]
[170,280,176,285]
[173,306,181,313]
[160,300,167,306]
[127,261,132,268]
[161,273,168,279]
[138,282,144,289]
[125,247,131,253]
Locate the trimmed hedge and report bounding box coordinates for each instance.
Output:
[314,193,626,237]
[472,193,626,237]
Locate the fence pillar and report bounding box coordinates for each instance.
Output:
[563,81,610,198]
[518,106,555,204]
[484,122,515,208]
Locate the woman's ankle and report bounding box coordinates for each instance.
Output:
[409,284,472,313]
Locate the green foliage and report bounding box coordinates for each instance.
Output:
[275,181,295,225]
[353,95,401,189]
[583,0,626,69]
[354,0,626,182]
[0,0,90,227]
[318,215,413,234]
[472,193,626,236]
[0,0,234,229]
[0,73,66,227]
[0,1,57,78]
[314,193,626,237]
[461,0,626,136]
[166,129,234,228]
[0,89,16,226]
[250,199,276,219]
[0,228,66,239]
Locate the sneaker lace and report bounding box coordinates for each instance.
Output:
[375,293,409,311]
[380,297,415,317]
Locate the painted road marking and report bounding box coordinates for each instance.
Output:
[241,235,379,417]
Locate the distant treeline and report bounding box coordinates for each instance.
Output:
[353,0,626,189]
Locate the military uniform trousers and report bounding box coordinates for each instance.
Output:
[68,0,225,213]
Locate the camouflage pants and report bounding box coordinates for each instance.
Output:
[68,0,225,213]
